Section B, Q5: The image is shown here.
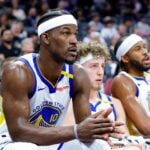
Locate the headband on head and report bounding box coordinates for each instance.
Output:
[37,14,77,36]
[76,53,94,65]
[116,34,143,61]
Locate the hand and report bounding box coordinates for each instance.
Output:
[77,110,114,142]
[107,138,114,147]
[109,121,127,139]
[96,107,113,119]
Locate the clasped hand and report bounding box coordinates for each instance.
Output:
[77,108,125,142]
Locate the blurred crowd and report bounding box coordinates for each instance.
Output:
[0,0,149,84]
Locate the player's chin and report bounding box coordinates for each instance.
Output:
[143,63,150,69]
[65,56,77,64]
[93,85,101,91]
[65,58,76,64]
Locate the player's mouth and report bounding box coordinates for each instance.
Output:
[95,79,102,83]
[68,47,77,57]
[143,56,150,65]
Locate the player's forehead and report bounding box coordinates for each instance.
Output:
[83,56,105,65]
[129,41,145,51]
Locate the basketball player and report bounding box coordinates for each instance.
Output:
[64,41,142,149]
[111,34,150,136]
[76,42,129,138]
[1,9,118,150]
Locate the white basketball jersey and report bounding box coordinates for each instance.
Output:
[120,71,150,135]
[90,91,117,121]
[18,53,74,127]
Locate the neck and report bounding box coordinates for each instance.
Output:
[124,63,145,77]
[127,69,144,78]
[39,49,64,69]
[38,52,64,85]
[89,89,99,103]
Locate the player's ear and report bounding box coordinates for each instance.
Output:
[41,33,50,45]
[121,55,129,63]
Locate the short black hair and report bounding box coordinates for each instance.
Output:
[114,34,130,72]
[1,28,11,37]
[36,9,70,27]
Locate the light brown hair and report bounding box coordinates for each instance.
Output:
[76,42,110,61]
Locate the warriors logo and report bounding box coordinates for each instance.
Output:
[29,105,61,127]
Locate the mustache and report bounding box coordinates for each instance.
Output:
[68,46,77,50]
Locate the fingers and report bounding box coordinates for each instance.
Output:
[77,109,118,141]
[90,107,112,119]
[77,116,114,141]
[101,107,112,118]
[92,126,114,134]
[109,132,125,139]
[90,118,114,130]
[114,127,125,134]
[93,122,114,128]
[93,118,112,124]
[90,110,105,118]
[109,126,126,139]
[92,133,109,140]
[88,120,114,137]
[115,121,125,126]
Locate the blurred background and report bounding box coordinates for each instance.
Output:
[0,0,149,91]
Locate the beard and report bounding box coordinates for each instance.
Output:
[130,59,150,72]
[50,50,77,65]
[65,57,77,64]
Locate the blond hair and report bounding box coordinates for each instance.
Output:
[77,42,109,62]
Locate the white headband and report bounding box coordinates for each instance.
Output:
[116,34,143,61]
[76,53,94,65]
[37,14,77,36]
